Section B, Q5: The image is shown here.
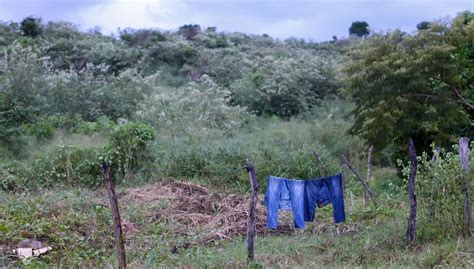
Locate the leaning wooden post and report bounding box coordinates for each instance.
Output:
[341,154,376,206]
[406,138,417,242]
[312,151,326,177]
[459,137,472,237]
[244,161,259,261]
[101,163,127,269]
[364,145,374,206]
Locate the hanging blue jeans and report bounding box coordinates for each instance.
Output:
[264,174,345,229]
[264,176,306,229]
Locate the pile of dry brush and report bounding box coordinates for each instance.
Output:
[120,180,294,247]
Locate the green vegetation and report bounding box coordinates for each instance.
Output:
[0,11,472,267]
[1,175,472,267]
[344,11,474,158]
[349,21,370,37]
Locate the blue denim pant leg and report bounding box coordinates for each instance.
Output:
[265,176,286,229]
[318,184,332,207]
[285,180,306,229]
[303,179,320,222]
[304,179,333,222]
[265,176,280,229]
[323,174,346,223]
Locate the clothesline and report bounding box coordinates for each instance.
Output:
[127,166,353,177]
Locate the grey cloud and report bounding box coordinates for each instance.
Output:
[0,0,472,40]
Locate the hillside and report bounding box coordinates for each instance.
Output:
[0,12,473,267]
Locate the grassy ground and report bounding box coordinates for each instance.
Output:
[1,175,472,268]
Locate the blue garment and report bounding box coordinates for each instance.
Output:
[264,174,345,229]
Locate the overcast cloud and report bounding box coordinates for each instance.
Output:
[0,0,472,41]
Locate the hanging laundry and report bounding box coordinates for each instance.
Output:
[264,174,345,229]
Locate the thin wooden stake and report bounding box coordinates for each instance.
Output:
[244,161,259,261]
[340,154,376,205]
[101,164,127,269]
[313,151,326,177]
[428,147,442,217]
[364,145,374,206]
[459,137,472,237]
[406,138,417,242]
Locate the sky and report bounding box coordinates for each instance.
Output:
[0,0,472,41]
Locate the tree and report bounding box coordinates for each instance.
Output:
[178,24,201,40]
[343,12,474,158]
[349,21,369,37]
[20,16,42,38]
[416,21,431,30]
[119,28,166,47]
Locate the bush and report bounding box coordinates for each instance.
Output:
[20,17,43,38]
[30,146,101,188]
[1,121,157,191]
[103,122,155,179]
[229,55,340,117]
[155,112,357,192]
[136,80,250,136]
[399,144,473,240]
[0,146,101,191]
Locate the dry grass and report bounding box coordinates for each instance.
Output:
[120,180,294,247]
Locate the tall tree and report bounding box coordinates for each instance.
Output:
[344,12,474,157]
[416,21,431,31]
[178,24,201,40]
[349,21,370,37]
[20,16,42,38]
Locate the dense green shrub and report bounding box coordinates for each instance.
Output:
[399,144,473,240]
[119,28,166,47]
[103,122,156,179]
[70,116,116,135]
[137,80,249,135]
[0,146,101,191]
[0,121,158,190]
[20,17,43,38]
[229,54,341,117]
[154,108,360,191]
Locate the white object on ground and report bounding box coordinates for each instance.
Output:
[13,246,52,262]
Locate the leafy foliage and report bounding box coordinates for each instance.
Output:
[1,12,473,267]
[20,17,43,38]
[229,51,341,117]
[178,24,201,40]
[399,144,473,240]
[104,123,155,178]
[416,21,431,31]
[344,11,474,157]
[137,78,249,134]
[0,146,101,191]
[349,21,369,37]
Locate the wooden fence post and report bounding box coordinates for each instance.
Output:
[101,164,127,269]
[312,151,326,178]
[406,138,417,242]
[244,161,259,261]
[459,137,472,237]
[340,154,376,205]
[364,146,374,206]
